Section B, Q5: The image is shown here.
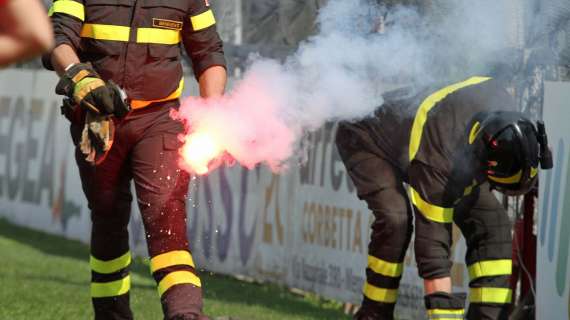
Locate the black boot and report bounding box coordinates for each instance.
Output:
[353,299,396,320]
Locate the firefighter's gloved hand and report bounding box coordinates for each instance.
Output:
[55,62,115,115]
[79,112,115,165]
[73,77,115,115]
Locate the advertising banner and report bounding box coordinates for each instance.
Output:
[0,70,473,319]
[537,81,570,320]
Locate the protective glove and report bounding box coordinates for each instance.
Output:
[55,62,115,115]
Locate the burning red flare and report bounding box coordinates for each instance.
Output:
[180,131,223,175]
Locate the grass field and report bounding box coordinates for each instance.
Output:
[0,218,350,320]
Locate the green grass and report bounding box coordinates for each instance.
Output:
[0,218,350,320]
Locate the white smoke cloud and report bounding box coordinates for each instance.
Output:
[173,0,515,174]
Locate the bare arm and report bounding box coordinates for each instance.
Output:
[0,0,54,67]
[198,65,227,98]
[50,44,81,76]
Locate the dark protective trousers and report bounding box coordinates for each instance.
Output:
[336,123,512,320]
[70,101,205,320]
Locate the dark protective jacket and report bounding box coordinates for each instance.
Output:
[336,77,516,319]
[339,77,516,221]
[45,0,226,108]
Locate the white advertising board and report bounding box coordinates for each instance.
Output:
[537,81,570,320]
[0,69,473,319]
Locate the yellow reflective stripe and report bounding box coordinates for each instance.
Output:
[409,77,492,161]
[463,180,478,197]
[48,0,85,21]
[82,24,182,44]
[90,251,131,274]
[470,287,512,304]
[530,167,538,178]
[190,9,216,31]
[410,187,453,223]
[427,308,464,319]
[468,259,512,280]
[362,282,398,303]
[136,28,181,45]
[468,121,482,144]
[91,276,131,298]
[150,250,195,274]
[158,271,201,297]
[488,170,522,184]
[428,309,465,315]
[368,256,403,277]
[81,23,130,42]
[131,77,184,109]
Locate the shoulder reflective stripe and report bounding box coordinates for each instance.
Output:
[368,255,403,278]
[428,308,464,319]
[469,287,512,304]
[131,77,184,109]
[409,77,492,161]
[90,251,131,274]
[91,275,130,298]
[488,170,522,184]
[158,271,202,297]
[81,24,130,42]
[190,9,216,31]
[48,0,85,21]
[409,187,453,223]
[150,250,195,274]
[363,282,398,303]
[137,28,181,45]
[468,259,512,280]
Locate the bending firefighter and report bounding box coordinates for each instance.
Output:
[43,0,227,319]
[336,77,553,320]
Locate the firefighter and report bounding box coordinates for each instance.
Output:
[42,0,227,319]
[335,77,552,320]
[0,0,53,66]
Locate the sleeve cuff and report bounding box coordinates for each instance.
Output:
[192,52,227,79]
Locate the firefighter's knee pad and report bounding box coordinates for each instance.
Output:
[371,209,411,236]
[424,292,466,320]
[414,238,452,279]
[370,210,412,254]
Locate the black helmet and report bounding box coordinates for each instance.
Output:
[469,111,553,196]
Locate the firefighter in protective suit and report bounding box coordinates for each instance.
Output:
[336,77,553,320]
[43,0,227,319]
